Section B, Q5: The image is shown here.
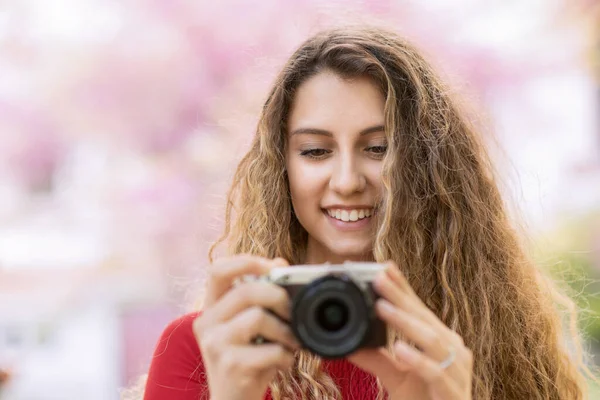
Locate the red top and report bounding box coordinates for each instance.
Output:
[143,312,380,400]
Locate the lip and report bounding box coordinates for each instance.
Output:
[322,204,374,210]
[322,209,374,232]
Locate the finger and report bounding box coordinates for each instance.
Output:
[225,306,300,351]
[394,341,464,398]
[377,300,470,381]
[374,271,439,328]
[205,255,286,304]
[376,271,469,358]
[376,300,450,363]
[348,347,408,389]
[386,263,454,331]
[384,261,414,294]
[230,344,296,373]
[209,281,292,323]
[374,271,412,309]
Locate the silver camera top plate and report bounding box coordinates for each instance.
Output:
[268,262,386,285]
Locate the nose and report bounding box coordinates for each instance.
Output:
[328,153,366,195]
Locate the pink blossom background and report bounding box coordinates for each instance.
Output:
[0,1,598,399]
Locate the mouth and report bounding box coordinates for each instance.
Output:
[323,208,375,223]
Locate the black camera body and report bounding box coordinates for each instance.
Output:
[266,262,388,359]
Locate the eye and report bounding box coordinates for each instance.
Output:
[366,145,388,157]
[300,148,331,159]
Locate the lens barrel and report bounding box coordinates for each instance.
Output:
[290,274,374,358]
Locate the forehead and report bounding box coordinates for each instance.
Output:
[287,72,385,132]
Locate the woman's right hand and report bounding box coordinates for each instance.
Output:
[192,255,300,400]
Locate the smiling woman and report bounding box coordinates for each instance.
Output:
[125,25,599,400]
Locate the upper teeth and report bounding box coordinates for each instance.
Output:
[327,209,373,222]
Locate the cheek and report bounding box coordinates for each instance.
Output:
[286,160,302,199]
[287,161,306,214]
[287,160,327,210]
[367,163,384,194]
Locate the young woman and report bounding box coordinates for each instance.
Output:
[134,26,596,399]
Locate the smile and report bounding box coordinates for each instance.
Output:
[324,208,374,222]
[322,208,375,232]
[325,208,373,222]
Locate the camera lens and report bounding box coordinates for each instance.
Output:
[316,299,348,331]
[290,274,376,359]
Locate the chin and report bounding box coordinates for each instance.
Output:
[326,240,373,262]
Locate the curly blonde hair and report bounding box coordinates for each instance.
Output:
[207,26,599,399]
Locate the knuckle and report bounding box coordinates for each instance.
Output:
[192,315,205,336]
[230,254,249,265]
[237,253,260,265]
[236,285,254,304]
[421,330,439,346]
[247,306,266,327]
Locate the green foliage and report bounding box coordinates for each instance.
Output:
[545,251,600,341]
[536,213,600,344]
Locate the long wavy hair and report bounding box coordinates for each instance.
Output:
[121,26,598,400]
[206,26,598,399]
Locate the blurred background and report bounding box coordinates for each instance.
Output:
[0,0,599,399]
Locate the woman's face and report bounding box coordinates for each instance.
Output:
[286,71,386,264]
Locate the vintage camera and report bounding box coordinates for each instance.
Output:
[264,262,388,359]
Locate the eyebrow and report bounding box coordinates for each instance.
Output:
[290,125,385,137]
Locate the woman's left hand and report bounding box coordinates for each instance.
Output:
[348,262,473,400]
